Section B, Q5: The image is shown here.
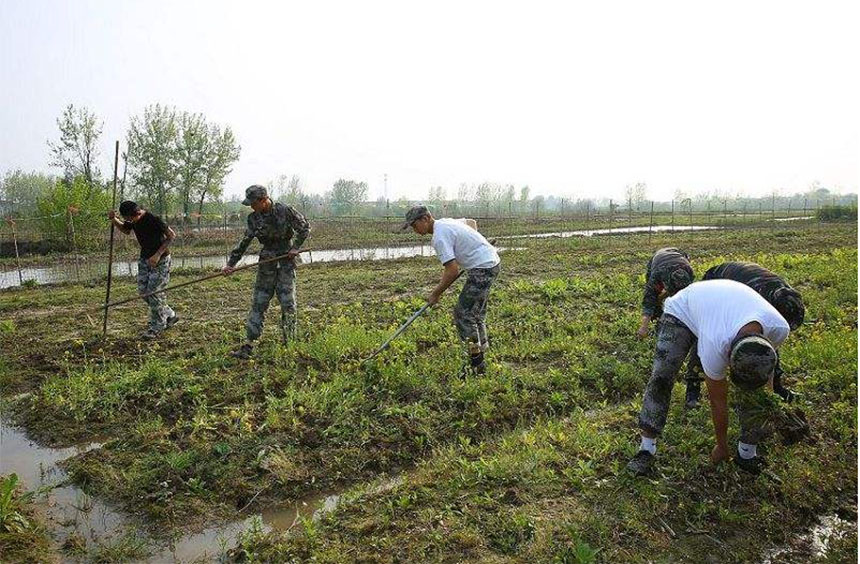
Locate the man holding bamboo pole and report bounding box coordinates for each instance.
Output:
[108,200,178,339]
[222,185,310,359]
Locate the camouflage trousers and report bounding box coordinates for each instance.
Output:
[454,264,500,353]
[137,255,175,331]
[246,259,296,343]
[638,314,765,443]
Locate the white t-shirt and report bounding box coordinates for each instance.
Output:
[431,218,500,270]
[663,279,790,381]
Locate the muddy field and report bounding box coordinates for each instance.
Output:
[0,224,856,562]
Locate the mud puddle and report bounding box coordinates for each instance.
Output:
[1,417,405,562]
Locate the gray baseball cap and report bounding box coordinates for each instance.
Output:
[729,334,777,391]
[401,205,429,230]
[242,185,268,206]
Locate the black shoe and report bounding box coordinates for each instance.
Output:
[166,314,179,329]
[140,328,161,340]
[626,450,655,476]
[734,454,767,475]
[774,384,796,403]
[684,380,701,410]
[230,343,253,360]
[470,352,486,375]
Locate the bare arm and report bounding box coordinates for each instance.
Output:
[108,212,132,234]
[428,260,462,305]
[154,226,175,256]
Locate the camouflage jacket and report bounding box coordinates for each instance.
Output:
[642,247,694,318]
[227,203,310,267]
[702,261,804,329]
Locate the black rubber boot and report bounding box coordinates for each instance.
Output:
[626,450,655,476]
[734,454,767,475]
[684,379,701,410]
[470,351,486,375]
[230,343,253,360]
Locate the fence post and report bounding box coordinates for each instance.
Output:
[723,200,727,229]
[771,194,776,233]
[689,201,693,233]
[223,202,229,265]
[671,199,675,233]
[586,200,590,236]
[648,200,654,244]
[68,206,80,282]
[9,219,24,286]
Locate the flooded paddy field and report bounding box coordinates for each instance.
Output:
[0,224,856,562]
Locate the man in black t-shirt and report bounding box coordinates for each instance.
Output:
[109,200,178,339]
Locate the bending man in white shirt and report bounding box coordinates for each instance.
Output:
[627,279,791,477]
[402,205,501,375]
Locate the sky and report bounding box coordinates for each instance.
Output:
[1,0,858,202]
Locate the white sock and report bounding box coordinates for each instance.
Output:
[738,442,757,460]
[640,436,657,455]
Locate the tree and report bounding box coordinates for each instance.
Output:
[428,185,446,210]
[625,182,647,211]
[193,123,240,224]
[36,176,111,250]
[48,104,103,188]
[127,104,179,216]
[275,175,304,208]
[327,179,368,215]
[0,170,54,215]
[174,112,209,222]
[519,185,531,214]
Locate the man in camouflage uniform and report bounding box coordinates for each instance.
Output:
[222,185,310,359]
[628,280,791,477]
[687,261,805,402]
[109,200,179,339]
[403,206,500,375]
[636,248,700,407]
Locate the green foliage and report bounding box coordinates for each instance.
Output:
[0,170,54,216]
[0,474,31,534]
[35,176,111,250]
[817,205,857,222]
[327,178,368,216]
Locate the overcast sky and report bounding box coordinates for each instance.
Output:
[1,1,858,202]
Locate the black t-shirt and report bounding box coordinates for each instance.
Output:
[126,212,170,260]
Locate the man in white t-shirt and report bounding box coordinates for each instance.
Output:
[402,205,501,375]
[627,279,790,477]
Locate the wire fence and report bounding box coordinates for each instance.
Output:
[0,198,851,290]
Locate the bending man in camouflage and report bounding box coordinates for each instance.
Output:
[686,261,805,403]
[222,185,310,359]
[636,248,700,407]
[404,206,500,375]
[628,280,791,477]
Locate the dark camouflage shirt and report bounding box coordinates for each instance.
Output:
[642,247,694,318]
[702,261,804,329]
[227,202,310,267]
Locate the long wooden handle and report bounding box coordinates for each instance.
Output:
[102,141,120,335]
[99,249,311,311]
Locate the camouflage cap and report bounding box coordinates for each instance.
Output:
[667,268,694,294]
[242,185,268,206]
[401,205,430,230]
[773,287,805,330]
[729,334,777,391]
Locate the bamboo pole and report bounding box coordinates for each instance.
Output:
[99,249,311,311]
[102,141,120,336]
[9,219,24,286]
